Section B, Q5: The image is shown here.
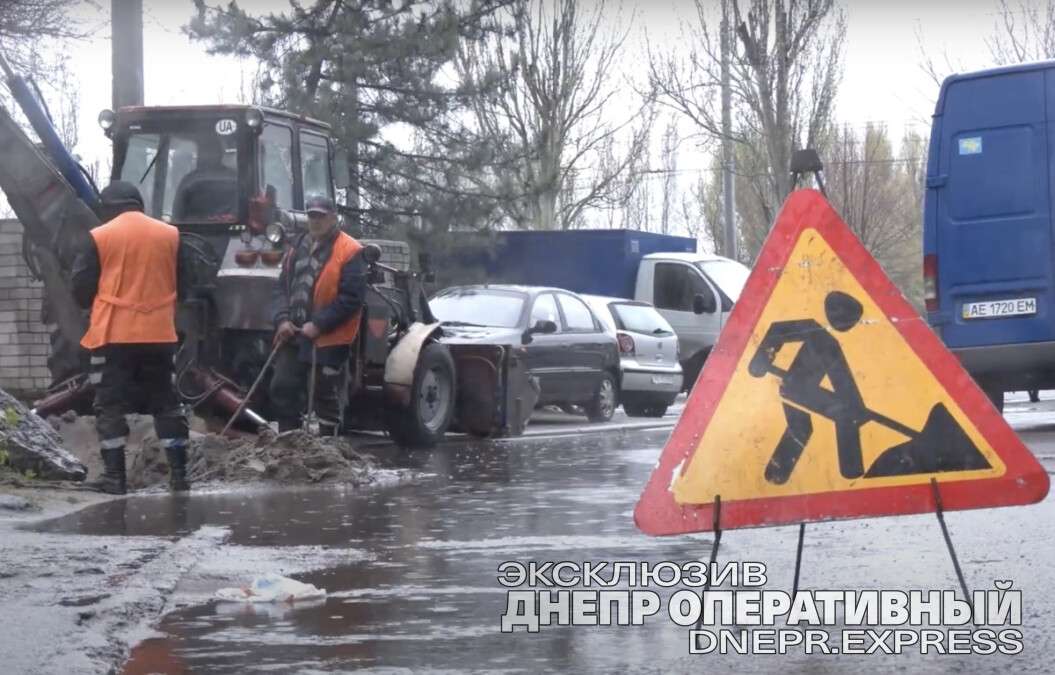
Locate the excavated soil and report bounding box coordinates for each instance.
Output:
[132,429,377,489]
[46,414,378,491]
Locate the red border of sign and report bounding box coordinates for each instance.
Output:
[635,190,1050,536]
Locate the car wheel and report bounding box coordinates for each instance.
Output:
[585,372,618,423]
[681,349,709,393]
[624,402,668,418]
[387,342,457,448]
[982,384,1004,414]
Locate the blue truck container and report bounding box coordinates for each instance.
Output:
[924,61,1055,410]
[447,229,697,298]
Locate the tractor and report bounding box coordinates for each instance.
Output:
[0,59,536,445]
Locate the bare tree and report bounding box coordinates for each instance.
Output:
[682,161,723,253]
[825,124,926,297]
[649,0,844,247]
[0,1,93,73]
[459,0,653,230]
[658,116,679,234]
[0,1,93,165]
[988,0,1055,64]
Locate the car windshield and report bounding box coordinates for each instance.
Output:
[118,119,241,224]
[430,289,526,329]
[611,302,674,336]
[698,259,750,302]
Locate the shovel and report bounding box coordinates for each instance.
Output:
[760,363,990,477]
[303,344,320,435]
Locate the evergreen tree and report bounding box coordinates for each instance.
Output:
[186,0,515,235]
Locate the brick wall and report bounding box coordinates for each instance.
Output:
[0,219,52,397]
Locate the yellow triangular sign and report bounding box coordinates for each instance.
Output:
[635,190,1048,535]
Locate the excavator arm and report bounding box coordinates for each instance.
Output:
[0,102,95,346]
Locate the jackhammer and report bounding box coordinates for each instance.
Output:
[31,367,269,431]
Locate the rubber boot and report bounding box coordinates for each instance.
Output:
[165,446,191,493]
[86,447,126,495]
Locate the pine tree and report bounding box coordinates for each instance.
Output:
[186,0,515,235]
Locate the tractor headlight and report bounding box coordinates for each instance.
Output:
[245,108,264,132]
[97,109,115,134]
[265,223,285,246]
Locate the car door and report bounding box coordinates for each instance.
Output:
[524,292,567,404]
[650,261,721,362]
[555,292,608,402]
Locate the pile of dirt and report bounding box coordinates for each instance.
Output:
[129,429,378,489]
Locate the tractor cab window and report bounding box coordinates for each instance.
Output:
[119,133,159,214]
[118,123,240,224]
[300,131,331,202]
[260,124,294,209]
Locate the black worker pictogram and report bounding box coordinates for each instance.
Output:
[748,291,992,485]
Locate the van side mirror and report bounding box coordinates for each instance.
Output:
[693,293,716,315]
[333,148,352,188]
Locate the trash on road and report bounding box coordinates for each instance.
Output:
[215,573,327,604]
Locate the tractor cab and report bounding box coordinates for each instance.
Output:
[102,104,346,244]
[100,105,350,334]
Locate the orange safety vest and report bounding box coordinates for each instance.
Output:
[313,231,364,348]
[80,211,179,349]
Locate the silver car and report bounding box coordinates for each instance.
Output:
[582,295,683,417]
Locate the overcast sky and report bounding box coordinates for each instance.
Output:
[57,0,1007,177]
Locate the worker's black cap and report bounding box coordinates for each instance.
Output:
[99,181,144,209]
[305,194,336,215]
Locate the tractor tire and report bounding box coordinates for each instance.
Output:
[585,371,618,423]
[387,342,456,449]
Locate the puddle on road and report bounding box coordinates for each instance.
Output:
[37,429,724,673]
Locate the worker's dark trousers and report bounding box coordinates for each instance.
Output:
[268,343,347,433]
[90,344,189,453]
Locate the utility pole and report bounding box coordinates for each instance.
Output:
[720,0,737,262]
[111,0,144,110]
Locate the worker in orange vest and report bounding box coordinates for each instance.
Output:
[270,194,367,434]
[72,181,190,494]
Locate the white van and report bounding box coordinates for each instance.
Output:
[634,253,751,390]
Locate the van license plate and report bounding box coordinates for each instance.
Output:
[652,375,676,385]
[962,297,1037,320]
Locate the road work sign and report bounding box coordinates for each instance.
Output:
[635,189,1049,535]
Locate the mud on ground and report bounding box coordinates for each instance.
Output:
[46,414,378,491]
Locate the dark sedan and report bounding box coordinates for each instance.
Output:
[430,285,621,422]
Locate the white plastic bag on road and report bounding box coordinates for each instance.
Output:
[215,573,327,603]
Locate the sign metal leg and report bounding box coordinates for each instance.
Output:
[792,522,806,598]
[694,495,723,633]
[930,477,971,602]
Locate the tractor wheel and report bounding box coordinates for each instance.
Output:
[387,342,456,448]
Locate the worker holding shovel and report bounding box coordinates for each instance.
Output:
[749,291,990,485]
[269,195,368,435]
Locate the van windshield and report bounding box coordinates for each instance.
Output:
[698,259,750,302]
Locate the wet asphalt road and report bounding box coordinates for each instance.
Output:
[29,394,1055,673]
